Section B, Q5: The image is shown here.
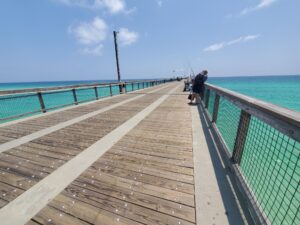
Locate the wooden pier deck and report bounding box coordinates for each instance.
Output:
[0,82,248,225]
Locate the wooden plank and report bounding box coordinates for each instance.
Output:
[74,177,195,223]
[112,144,193,161]
[83,167,194,207]
[29,205,90,225]
[108,148,194,167]
[49,194,142,225]
[88,163,194,194]
[102,153,194,176]
[59,186,195,225]
[97,158,194,184]
[25,220,41,225]
[0,181,24,203]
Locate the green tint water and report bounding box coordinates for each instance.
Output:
[209,75,300,112]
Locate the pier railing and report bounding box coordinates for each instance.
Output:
[0,80,169,123]
[202,83,300,225]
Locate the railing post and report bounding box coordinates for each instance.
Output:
[94,87,99,100]
[72,89,78,105]
[212,94,220,123]
[138,82,140,89]
[109,84,113,96]
[119,83,122,94]
[205,89,210,108]
[232,110,251,164]
[37,92,46,113]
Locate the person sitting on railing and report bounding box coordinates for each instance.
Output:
[189,70,208,104]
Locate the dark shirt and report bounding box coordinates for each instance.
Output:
[192,73,207,94]
[194,73,207,87]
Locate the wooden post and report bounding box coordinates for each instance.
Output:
[37,92,46,113]
[72,89,78,105]
[232,110,251,164]
[119,83,124,94]
[94,87,99,100]
[138,82,140,89]
[109,84,113,96]
[212,94,220,123]
[205,89,210,108]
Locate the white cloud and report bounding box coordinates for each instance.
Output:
[81,44,103,55]
[118,28,139,46]
[53,0,126,14]
[156,0,163,8]
[96,0,125,14]
[239,0,278,15]
[69,17,107,45]
[204,35,260,52]
[69,17,108,56]
[257,0,278,9]
[204,43,225,52]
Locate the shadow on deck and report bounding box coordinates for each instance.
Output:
[192,103,253,225]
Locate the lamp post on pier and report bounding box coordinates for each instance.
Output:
[113,31,121,82]
[114,30,124,93]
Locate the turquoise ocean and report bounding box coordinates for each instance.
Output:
[1,75,299,111]
[208,75,300,112]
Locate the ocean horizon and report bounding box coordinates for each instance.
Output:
[1,75,299,112]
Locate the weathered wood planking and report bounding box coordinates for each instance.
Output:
[0,84,175,209]
[26,91,195,225]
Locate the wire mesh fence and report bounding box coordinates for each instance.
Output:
[240,116,300,225]
[76,88,97,103]
[0,93,41,121]
[215,97,241,153]
[203,84,300,225]
[43,90,74,110]
[111,85,120,96]
[207,91,216,117]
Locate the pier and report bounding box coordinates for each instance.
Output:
[0,81,299,225]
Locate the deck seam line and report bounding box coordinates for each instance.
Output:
[0,84,171,154]
[0,84,181,225]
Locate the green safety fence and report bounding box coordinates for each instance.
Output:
[202,85,300,225]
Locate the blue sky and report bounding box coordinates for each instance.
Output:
[0,0,299,82]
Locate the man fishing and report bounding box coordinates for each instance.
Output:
[189,70,208,104]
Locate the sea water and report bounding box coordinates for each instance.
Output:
[208,75,300,112]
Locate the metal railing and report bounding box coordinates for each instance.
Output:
[0,79,170,123]
[202,83,300,225]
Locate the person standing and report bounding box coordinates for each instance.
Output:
[189,70,208,104]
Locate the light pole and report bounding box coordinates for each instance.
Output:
[113,31,121,82]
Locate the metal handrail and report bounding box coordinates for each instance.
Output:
[201,83,300,225]
[205,83,300,142]
[0,79,170,123]
[0,80,164,96]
